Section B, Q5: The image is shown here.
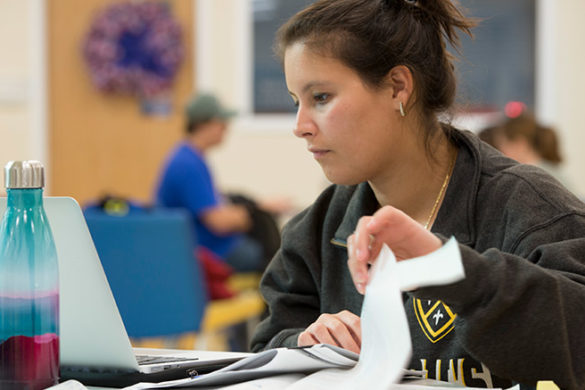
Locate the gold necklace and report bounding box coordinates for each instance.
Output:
[423,151,457,230]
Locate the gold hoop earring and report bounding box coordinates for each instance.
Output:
[399,102,406,117]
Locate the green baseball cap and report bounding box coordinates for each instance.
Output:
[185,93,237,123]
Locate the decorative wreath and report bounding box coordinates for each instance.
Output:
[82,1,184,97]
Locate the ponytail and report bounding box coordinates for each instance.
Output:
[535,125,562,164]
[403,0,474,51]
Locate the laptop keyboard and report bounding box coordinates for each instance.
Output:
[136,354,199,365]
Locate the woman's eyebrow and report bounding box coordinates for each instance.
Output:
[301,81,329,94]
[288,81,331,98]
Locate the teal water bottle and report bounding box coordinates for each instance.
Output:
[0,161,60,389]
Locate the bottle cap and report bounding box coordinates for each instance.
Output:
[4,160,45,189]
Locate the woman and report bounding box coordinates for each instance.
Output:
[250,0,585,388]
[478,113,575,193]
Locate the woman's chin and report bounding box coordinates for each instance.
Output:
[323,171,363,186]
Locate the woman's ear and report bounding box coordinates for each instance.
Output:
[386,65,414,116]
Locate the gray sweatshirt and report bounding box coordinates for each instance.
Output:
[251,129,585,389]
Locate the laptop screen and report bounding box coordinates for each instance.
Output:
[0,197,139,371]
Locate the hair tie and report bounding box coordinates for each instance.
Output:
[404,0,418,5]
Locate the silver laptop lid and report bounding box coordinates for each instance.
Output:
[0,196,139,371]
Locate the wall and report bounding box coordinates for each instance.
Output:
[0,1,33,197]
[552,1,585,196]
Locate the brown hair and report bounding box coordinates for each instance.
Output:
[477,125,499,148]
[275,0,476,145]
[500,114,563,164]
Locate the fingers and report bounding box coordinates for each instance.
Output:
[347,235,366,294]
[368,206,442,259]
[347,217,375,294]
[348,206,443,294]
[297,311,361,354]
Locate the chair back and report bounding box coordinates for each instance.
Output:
[83,207,208,338]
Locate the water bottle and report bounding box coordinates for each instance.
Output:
[0,161,60,390]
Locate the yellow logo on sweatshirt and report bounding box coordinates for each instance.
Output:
[413,299,457,343]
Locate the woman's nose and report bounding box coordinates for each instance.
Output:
[293,105,315,138]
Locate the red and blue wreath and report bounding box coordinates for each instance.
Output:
[82,1,184,97]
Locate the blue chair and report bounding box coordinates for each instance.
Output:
[83,207,208,339]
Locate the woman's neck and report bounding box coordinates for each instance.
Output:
[369,128,456,227]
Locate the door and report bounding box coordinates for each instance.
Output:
[48,0,194,206]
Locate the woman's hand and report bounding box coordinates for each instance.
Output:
[297,310,361,354]
[347,205,442,294]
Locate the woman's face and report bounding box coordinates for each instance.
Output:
[284,42,406,186]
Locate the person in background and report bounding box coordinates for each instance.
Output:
[155,93,269,279]
[250,0,585,388]
[478,113,574,192]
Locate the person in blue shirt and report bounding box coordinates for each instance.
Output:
[155,93,265,274]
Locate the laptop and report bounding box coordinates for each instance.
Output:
[0,197,249,387]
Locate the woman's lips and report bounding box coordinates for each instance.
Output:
[309,147,330,159]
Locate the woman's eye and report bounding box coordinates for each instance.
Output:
[313,93,330,104]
